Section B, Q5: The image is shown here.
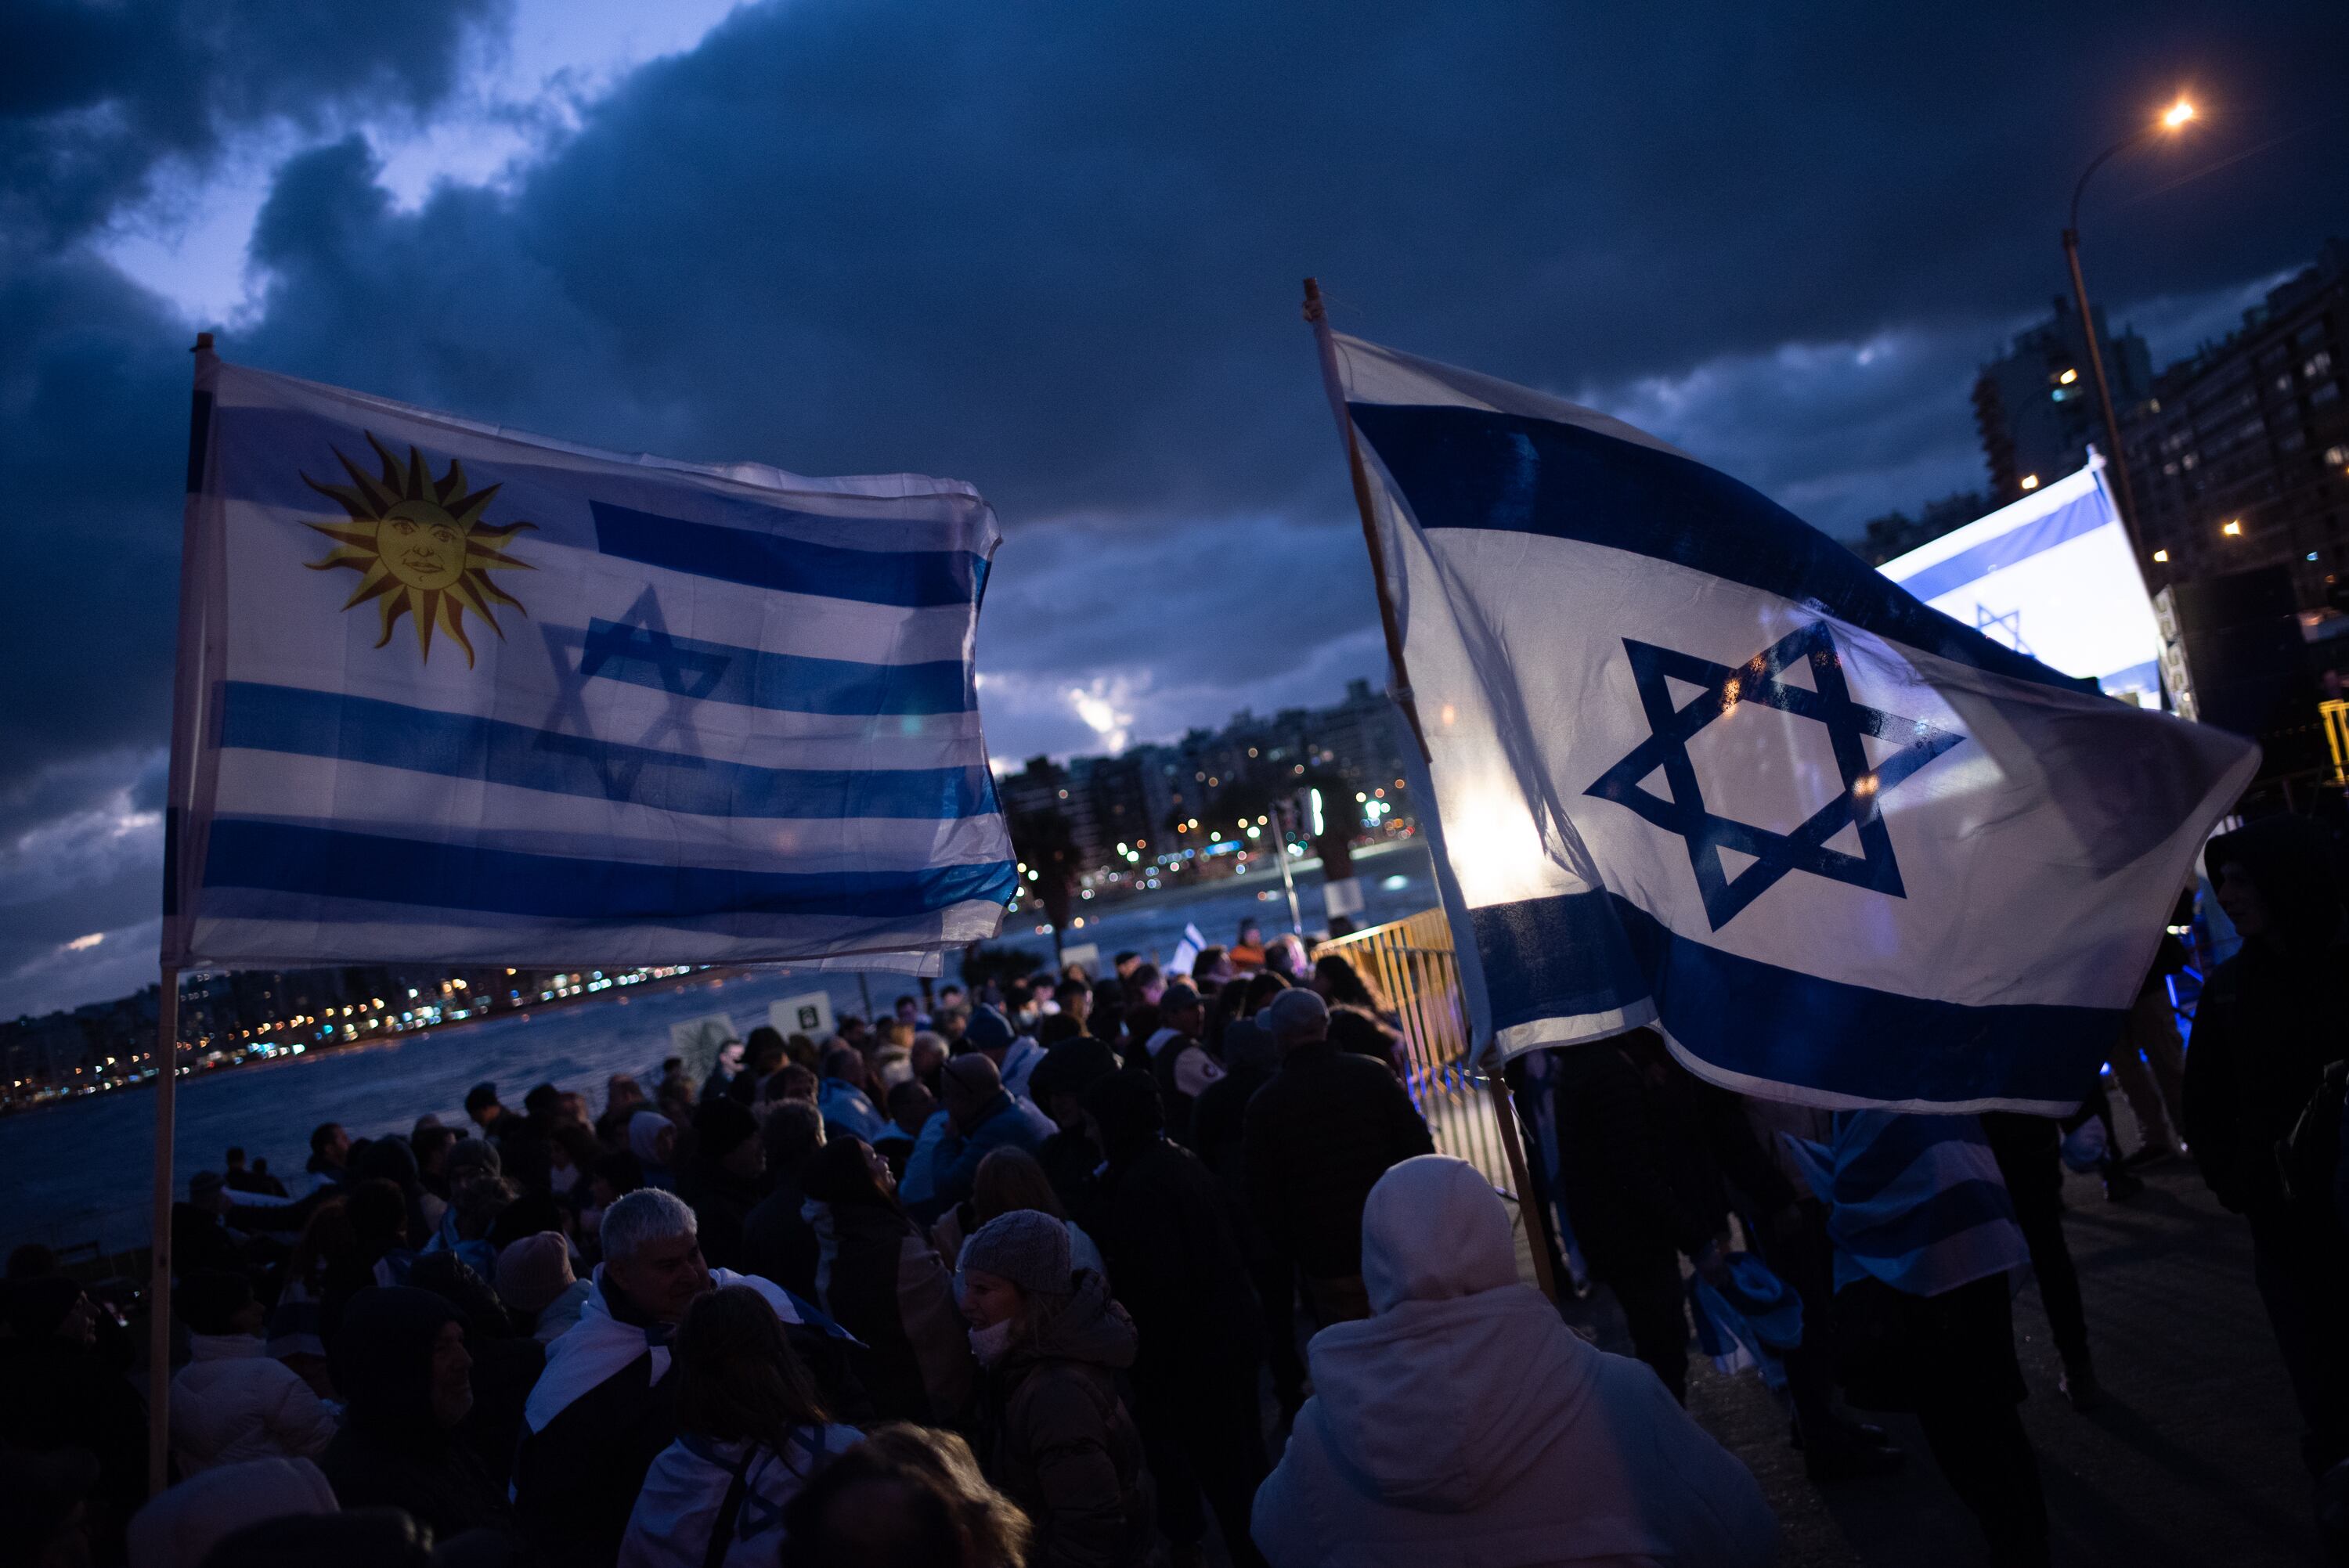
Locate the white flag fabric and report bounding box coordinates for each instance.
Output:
[161,351,1013,974]
[1878,456,2163,706]
[1326,331,2257,1113]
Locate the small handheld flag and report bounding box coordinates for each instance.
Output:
[162,350,1015,975]
[1312,322,2256,1113]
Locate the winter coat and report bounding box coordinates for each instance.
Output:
[998,1036,1048,1101]
[1253,1156,1777,1568]
[804,1195,973,1422]
[922,1090,1048,1215]
[977,1273,1153,1568]
[125,1455,337,1568]
[817,1078,889,1144]
[618,1424,863,1568]
[677,1157,769,1274]
[168,1332,337,1476]
[318,1287,512,1544]
[1240,1041,1434,1280]
[1088,1135,1261,1379]
[739,1172,821,1302]
[1551,1032,1795,1280]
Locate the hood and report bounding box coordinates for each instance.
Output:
[128,1455,337,1568]
[1361,1155,1518,1313]
[330,1285,459,1443]
[1013,1271,1135,1375]
[628,1111,674,1166]
[1304,1156,1595,1510]
[2206,814,2345,960]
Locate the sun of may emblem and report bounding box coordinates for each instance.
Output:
[301,434,536,665]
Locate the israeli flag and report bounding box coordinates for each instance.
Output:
[1326,332,2257,1112]
[161,351,1014,974]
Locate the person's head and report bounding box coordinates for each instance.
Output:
[886,1080,936,1137]
[5,1242,58,1280]
[444,1135,503,1195]
[1266,932,1309,978]
[627,1110,677,1169]
[673,1285,827,1446]
[453,1174,520,1243]
[1191,946,1228,984]
[819,1045,864,1085]
[778,1447,967,1568]
[330,1286,472,1433]
[493,1231,576,1317]
[851,1424,1032,1568]
[838,1014,869,1044]
[522,1082,561,1122]
[345,1177,410,1251]
[969,1147,1066,1226]
[1359,1155,1516,1314]
[554,1090,590,1129]
[226,1145,247,1170]
[907,1031,947,1087]
[309,1122,350,1167]
[932,1007,969,1047]
[1027,1036,1120,1132]
[764,1062,820,1105]
[873,1018,915,1054]
[406,1251,514,1343]
[938,1053,1003,1132]
[189,1169,231,1216]
[589,1149,644,1208]
[1159,980,1204,1036]
[692,1098,764,1180]
[958,1209,1073,1353]
[937,982,966,1010]
[661,1056,686,1080]
[6,1276,96,1347]
[605,1073,648,1114]
[1330,1006,1403,1072]
[549,1123,603,1179]
[745,1025,787,1074]
[1312,952,1383,1011]
[1128,961,1164,1006]
[411,1123,457,1179]
[1237,917,1262,946]
[762,1099,827,1181]
[463,1081,502,1127]
[961,1004,1016,1062]
[599,1188,710,1324]
[893,994,921,1023]
[1240,968,1291,1017]
[2206,814,2344,957]
[286,1199,359,1289]
[801,1135,898,1209]
[1034,1012,1082,1048]
[1080,1069,1165,1166]
[485,1185,563,1253]
[1263,987,1331,1053]
[713,1036,746,1073]
[1113,951,1139,978]
[1052,978,1092,1023]
[175,1269,264,1338]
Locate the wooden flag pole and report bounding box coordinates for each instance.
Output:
[146,966,181,1494]
[1301,280,1557,1301]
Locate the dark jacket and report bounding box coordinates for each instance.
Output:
[0,1278,150,1545]
[738,1170,820,1300]
[2185,817,2349,1217]
[1189,1062,1272,1191]
[1147,1029,1207,1146]
[319,1286,512,1544]
[512,1278,684,1566]
[803,1196,972,1423]
[1090,1134,1263,1378]
[674,1157,767,1274]
[1550,1031,1794,1278]
[1240,1041,1434,1281]
[924,1090,1046,1213]
[977,1273,1153,1568]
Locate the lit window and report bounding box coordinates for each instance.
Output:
[2152,549,2170,563]
[2222,520,2243,536]
[2058,368,2079,385]
[2019,474,2040,491]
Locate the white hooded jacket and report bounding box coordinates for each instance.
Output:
[168,1333,338,1476]
[1251,1156,1777,1568]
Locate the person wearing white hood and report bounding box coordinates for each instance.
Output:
[1251,1155,1777,1568]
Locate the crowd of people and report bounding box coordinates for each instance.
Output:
[2,819,2344,1567]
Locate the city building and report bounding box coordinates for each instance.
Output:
[1972,297,2152,505]
[2123,240,2349,612]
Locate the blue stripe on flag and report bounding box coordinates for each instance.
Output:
[1468,892,1648,1030]
[580,619,972,716]
[200,820,1018,921]
[2099,658,2160,694]
[1888,489,2109,602]
[1348,402,2080,694]
[218,682,990,820]
[1469,893,2113,1105]
[1832,1177,2017,1260]
[591,501,981,607]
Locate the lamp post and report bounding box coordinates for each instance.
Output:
[2061,96,2195,574]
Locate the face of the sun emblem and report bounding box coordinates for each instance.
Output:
[301,433,536,666]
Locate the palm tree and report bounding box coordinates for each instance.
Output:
[1007,806,1079,961]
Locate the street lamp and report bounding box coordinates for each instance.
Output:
[2061,95,2196,571]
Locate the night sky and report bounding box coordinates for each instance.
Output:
[3,0,2343,1015]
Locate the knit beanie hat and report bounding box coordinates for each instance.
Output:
[962,1004,1016,1054]
[960,1209,1071,1299]
[494,1231,576,1315]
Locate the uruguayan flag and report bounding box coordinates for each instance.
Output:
[1878,456,2163,706]
[161,351,1014,973]
[1326,331,2258,1112]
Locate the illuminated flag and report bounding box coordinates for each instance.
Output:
[1878,457,2163,705]
[161,350,1015,975]
[1322,330,2256,1112]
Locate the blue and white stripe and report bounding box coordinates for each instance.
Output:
[1784,1112,2030,1299]
[164,356,1013,971]
[1332,330,2257,1112]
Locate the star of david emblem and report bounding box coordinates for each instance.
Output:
[1584,621,1965,930]
[1975,605,2031,656]
[537,586,728,802]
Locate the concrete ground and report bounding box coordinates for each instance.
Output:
[1658,1155,2326,1566]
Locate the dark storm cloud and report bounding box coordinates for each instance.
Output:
[2,0,2344,1014]
[1,0,507,242]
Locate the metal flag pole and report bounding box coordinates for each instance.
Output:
[1300,279,1557,1301]
[1272,797,1304,935]
[146,966,180,1493]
